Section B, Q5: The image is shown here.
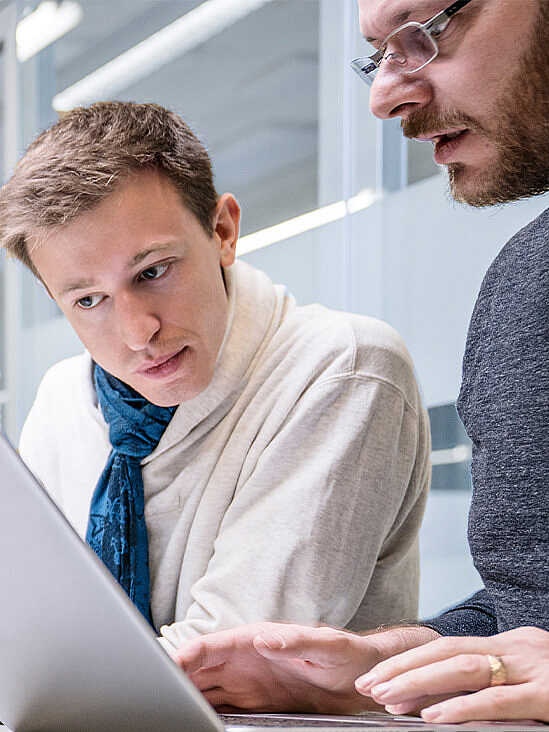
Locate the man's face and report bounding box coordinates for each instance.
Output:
[359,0,549,206]
[29,170,240,407]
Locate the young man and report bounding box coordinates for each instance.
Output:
[173,0,549,723]
[0,102,431,648]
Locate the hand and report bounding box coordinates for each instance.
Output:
[355,626,549,723]
[174,621,439,713]
[174,622,376,713]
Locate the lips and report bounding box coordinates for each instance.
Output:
[433,130,469,164]
[136,347,188,379]
[414,128,469,165]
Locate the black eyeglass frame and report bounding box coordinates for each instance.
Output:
[351,0,473,84]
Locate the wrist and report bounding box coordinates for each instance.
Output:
[361,624,441,666]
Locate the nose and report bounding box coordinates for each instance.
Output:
[114,291,161,351]
[369,65,433,120]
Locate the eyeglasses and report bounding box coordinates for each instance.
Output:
[351,0,473,86]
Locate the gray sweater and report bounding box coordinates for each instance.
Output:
[428,206,549,636]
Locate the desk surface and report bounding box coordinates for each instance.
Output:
[1,712,546,731]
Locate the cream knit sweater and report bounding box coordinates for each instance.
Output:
[19,261,431,650]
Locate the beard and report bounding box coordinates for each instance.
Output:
[402,4,549,207]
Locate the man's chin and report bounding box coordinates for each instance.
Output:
[447,152,549,208]
[132,375,210,408]
[447,163,510,208]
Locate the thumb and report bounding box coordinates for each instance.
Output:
[253,628,347,668]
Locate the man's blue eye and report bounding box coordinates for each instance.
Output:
[140,263,169,280]
[77,294,102,309]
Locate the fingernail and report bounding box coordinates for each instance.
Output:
[371,682,392,699]
[256,632,285,650]
[422,706,441,722]
[356,672,374,689]
[385,704,406,715]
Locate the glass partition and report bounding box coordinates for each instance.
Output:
[0,3,16,436]
[0,49,4,408]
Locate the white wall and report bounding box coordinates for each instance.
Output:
[243,175,549,407]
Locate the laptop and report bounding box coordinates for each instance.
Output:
[0,433,542,732]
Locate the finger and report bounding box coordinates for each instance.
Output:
[253,627,360,668]
[215,705,255,714]
[201,686,270,712]
[421,684,541,724]
[184,666,228,692]
[384,695,442,716]
[364,654,495,707]
[201,686,248,709]
[175,633,237,674]
[174,639,216,673]
[384,690,464,716]
[356,634,509,691]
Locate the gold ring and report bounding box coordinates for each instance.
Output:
[486,654,507,686]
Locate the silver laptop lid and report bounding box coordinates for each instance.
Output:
[0,432,223,732]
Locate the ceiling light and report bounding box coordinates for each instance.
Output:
[430,444,472,466]
[237,189,379,256]
[17,1,83,63]
[53,0,271,111]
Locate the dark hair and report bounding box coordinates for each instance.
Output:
[0,101,218,276]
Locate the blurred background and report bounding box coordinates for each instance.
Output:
[1,0,548,617]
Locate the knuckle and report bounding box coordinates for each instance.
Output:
[437,637,464,655]
[333,629,356,648]
[489,685,509,712]
[523,685,540,706]
[456,654,485,676]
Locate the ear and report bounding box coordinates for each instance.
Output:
[213,193,240,268]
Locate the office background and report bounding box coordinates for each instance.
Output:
[1,0,548,617]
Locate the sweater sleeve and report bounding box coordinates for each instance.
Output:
[159,363,431,648]
[422,588,498,637]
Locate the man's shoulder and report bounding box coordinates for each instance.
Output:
[511,205,549,244]
[488,205,549,276]
[38,352,91,392]
[30,352,95,417]
[286,303,405,353]
[475,205,549,312]
[281,304,419,401]
[19,352,99,466]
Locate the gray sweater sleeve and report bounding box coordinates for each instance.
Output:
[422,589,497,637]
[456,206,549,632]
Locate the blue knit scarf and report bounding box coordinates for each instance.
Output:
[86,364,176,626]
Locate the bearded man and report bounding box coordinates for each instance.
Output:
[173,0,549,723]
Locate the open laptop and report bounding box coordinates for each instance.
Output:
[0,432,542,732]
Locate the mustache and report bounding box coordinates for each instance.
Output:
[402,109,483,139]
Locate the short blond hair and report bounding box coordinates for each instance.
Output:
[0,101,218,276]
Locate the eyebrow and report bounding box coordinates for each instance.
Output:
[365,11,410,41]
[60,278,96,296]
[60,244,174,296]
[364,1,440,42]
[129,244,172,268]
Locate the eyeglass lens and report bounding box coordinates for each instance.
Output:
[390,25,438,69]
[357,25,438,84]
